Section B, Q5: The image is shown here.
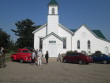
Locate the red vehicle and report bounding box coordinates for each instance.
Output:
[11,49,32,63]
[63,53,92,64]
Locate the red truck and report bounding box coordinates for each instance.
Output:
[11,49,32,63]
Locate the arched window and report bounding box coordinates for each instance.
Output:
[88,40,90,49]
[77,40,80,49]
[52,8,55,14]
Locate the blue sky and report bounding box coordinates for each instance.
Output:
[0,0,110,41]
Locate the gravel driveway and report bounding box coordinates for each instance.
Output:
[0,58,110,83]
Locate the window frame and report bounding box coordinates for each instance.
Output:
[88,40,91,49]
[77,40,80,49]
[62,37,66,49]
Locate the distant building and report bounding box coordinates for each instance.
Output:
[32,0,110,57]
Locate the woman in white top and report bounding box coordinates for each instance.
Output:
[37,50,42,66]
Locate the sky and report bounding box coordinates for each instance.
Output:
[0,0,110,41]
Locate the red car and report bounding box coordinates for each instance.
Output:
[11,49,32,63]
[63,53,92,64]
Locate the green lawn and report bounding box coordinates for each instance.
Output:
[5,51,15,61]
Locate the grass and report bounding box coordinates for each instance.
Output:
[5,51,15,61]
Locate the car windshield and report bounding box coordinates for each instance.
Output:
[102,54,108,57]
[22,50,30,53]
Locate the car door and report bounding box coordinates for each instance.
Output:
[93,55,98,62]
[67,55,72,62]
[93,54,101,62]
[71,53,78,63]
[17,50,22,60]
[68,54,74,63]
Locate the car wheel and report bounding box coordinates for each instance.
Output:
[103,60,108,64]
[78,60,83,64]
[63,59,67,63]
[20,59,23,63]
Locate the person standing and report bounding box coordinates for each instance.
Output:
[57,53,62,62]
[37,50,42,66]
[31,50,36,64]
[45,51,49,64]
[34,49,38,64]
[0,47,4,54]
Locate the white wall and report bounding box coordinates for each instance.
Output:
[42,35,63,57]
[58,26,73,53]
[34,26,47,50]
[72,25,110,55]
[47,15,59,34]
[48,6,58,15]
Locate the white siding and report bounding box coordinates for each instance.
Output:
[42,35,63,57]
[72,25,110,55]
[47,15,59,34]
[48,6,58,15]
[58,26,72,53]
[34,26,47,50]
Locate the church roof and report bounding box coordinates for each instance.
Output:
[92,30,106,40]
[70,28,107,40]
[42,32,63,41]
[59,24,74,35]
[48,0,58,6]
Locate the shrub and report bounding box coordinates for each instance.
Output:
[73,50,78,53]
[66,51,74,56]
[95,51,102,55]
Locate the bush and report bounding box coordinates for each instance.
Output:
[95,51,102,55]
[66,51,74,56]
[73,50,78,53]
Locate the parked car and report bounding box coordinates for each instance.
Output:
[63,53,92,64]
[91,54,110,64]
[11,49,32,63]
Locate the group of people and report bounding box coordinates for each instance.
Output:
[31,49,49,66]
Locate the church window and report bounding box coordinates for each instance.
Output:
[77,40,80,49]
[63,38,66,49]
[52,8,55,14]
[49,41,56,43]
[88,40,90,49]
[39,38,43,50]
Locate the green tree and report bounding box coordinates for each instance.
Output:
[0,28,10,48]
[11,19,40,48]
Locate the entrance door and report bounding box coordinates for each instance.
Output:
[48,42,57,57]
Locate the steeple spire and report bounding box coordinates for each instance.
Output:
[48,0,58,6]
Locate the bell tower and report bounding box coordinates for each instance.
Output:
[47,0,59,34]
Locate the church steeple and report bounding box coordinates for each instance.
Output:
[48,0,58,6]
[48,0,59,15]
[47,0,59,34]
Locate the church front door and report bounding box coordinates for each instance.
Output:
[48,42,57,57]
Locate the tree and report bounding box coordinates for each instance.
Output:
[11,19,40,48]
[0,28,10,48]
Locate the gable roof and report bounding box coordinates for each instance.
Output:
[42,32,63,41]
[70,24,107,40]
[32,24,47,33]
[92,30,106,40]
[48,0,58,6]
[59,23,74,35]
[32,23,74,35]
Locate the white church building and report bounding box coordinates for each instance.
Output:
[32,0,110,57]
